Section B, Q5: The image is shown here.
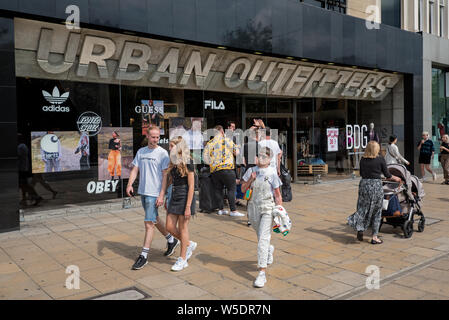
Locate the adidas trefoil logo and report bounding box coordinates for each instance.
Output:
[42,87,69,105]
[42,87,70,112]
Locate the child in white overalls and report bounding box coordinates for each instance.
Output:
[241,147,283,288]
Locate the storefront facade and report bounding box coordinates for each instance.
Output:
[0,1,423,232]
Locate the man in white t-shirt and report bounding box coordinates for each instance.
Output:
[258,127,282,176]
[127,126,179,270]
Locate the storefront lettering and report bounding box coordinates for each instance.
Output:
[204,100,225,110]
[34,27,400,100]
[42,86,71,112]
[77,35,116,78]
[87,180,119,194]
[77,112,102,136]
[346,125,368,149]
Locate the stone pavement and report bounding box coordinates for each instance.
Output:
[1,177,449,300]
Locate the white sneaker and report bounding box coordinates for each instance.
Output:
[218,210,229,215]
[254,272,267,288]
[186,241,197,260]
[230,211,245,217]
[267,245,274,265]
[432,172,437,181]
[171,257,188,271]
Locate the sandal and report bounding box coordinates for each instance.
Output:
[371,239,383,244]
[357,231,363,241]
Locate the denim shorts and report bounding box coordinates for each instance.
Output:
[141,195,158,223]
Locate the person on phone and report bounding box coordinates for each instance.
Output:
[127,126,179,270]
[417,131,437,181]
[160,136,197,271]
[241,147,283,288]
[440,134,449,185]
[385,135,409,166]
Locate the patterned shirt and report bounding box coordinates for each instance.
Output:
[204,135,236,173]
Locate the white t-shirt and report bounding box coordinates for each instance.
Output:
[132,146,170,197]
[242,166,282,195]
[258,139,281,169]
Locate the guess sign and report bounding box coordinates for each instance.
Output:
[77,112,102,136]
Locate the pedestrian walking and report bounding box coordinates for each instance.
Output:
[203,125,244,217]
[418,131,437,181]
[127,126,179,270]
[241,147,283,288]
[347,141,402,244]
[385,135,409,166]
[439,134,449,185]
[161,136,197,271]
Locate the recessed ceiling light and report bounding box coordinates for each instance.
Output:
[301,58,309,62]
[217,46,227,50]
[328,62,335,65]
[286,56,294,60]
[254,52,263,55]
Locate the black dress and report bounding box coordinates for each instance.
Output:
[167,164,196,215]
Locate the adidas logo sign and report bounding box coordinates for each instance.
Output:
[42,87,70,112]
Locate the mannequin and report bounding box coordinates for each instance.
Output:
[368,123,380,143]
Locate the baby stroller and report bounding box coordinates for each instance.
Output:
[380,164,425,238]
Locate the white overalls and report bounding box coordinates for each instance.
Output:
[247,175,275,269]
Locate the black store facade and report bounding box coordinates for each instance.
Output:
[0,1,423,233]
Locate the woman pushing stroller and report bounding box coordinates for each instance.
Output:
[241,147,284,288]
[348,141,402,244]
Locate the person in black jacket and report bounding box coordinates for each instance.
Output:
[347,141,401,244]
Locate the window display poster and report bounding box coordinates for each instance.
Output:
[327,128,339,152]
[31,131,89,173]
[141,100,164,135]
[97,127,133,180]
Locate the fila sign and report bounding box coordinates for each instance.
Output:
[204,100,225,110]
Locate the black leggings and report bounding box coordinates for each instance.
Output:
[211,169,236,212]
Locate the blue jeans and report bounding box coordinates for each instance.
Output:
[141,195,158,223]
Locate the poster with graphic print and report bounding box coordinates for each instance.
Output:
[31,131,89,173]
[327,128,339,152]
[97,127,133,180]
[141,100,164,135]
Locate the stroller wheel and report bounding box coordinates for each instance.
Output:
[403,220,414,239]
[418,217,425,232]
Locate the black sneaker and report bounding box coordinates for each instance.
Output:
[131,255,148,270]
[164,238,180,256]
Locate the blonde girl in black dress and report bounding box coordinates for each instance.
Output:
[161,136,197,271]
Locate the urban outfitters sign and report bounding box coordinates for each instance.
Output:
[15,18,401,101]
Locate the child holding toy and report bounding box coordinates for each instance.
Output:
[241,147,283,288]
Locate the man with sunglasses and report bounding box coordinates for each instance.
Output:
[203,125,244,217]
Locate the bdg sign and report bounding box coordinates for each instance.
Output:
[15,19,401,101]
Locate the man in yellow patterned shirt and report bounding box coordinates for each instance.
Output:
[203,125,244,217]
